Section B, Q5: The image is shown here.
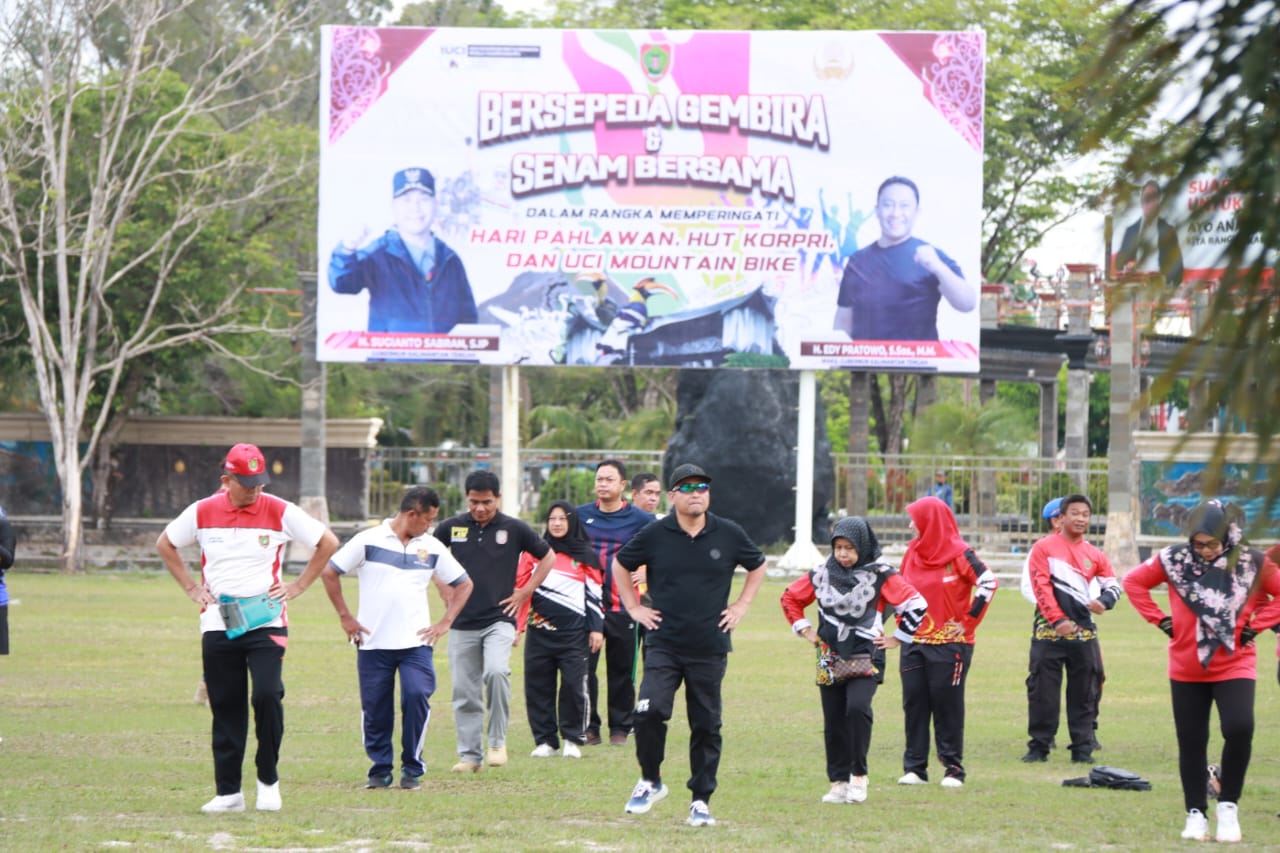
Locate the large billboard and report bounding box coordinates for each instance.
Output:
[318,28,985,371]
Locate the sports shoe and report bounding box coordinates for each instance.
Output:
[624,779,669,814]
[399,773,421,790]
[201,792,245,814]
[530,743,556,758]
[941,776,964,788]
[193,680,209,706]
[1207,763,1222,800]
[1070,751,1094,764]
[848,775,868,803]
[562,741,581,759]
[1216,801,1241,843]
[687,799,716,827]
[255,780,281,811]
[897,772,927,785]
[486,746,508,767]
[365,773,393,789]
[1181,808,1209,841]
[822,781,851,803]
[1020,750,1049,763]
[450,760,482,773]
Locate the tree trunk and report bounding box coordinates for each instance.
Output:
[59,441,86,573]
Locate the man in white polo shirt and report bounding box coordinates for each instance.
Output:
[157,443,339,814]
[321,487,474,789]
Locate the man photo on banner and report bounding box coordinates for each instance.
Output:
[834,176,976,342]
[1114,178,1185,288]
[328,167,478,334]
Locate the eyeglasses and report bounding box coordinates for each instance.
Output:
[673,482,710,494]
[1191,537,1222,553]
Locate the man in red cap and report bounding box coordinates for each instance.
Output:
[156,443,339,814]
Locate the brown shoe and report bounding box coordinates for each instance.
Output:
[583,731,602,746]
[450,760,482,774]
[609,733,628,746]
[486,746,508,767]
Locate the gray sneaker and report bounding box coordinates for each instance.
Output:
[687,799,716,827]
[624,779,668,814]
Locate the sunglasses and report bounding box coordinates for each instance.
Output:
[673,482,710,493]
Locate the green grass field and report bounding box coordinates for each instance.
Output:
[3,569,1280,851]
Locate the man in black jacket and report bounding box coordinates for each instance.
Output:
[1115,179,1184,287]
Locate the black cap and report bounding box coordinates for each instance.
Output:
[393,167,435,197]
[668,463,711,489]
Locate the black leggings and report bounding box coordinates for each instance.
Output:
[1170,678,1254,812]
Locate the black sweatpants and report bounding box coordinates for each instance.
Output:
[1171,678,1255,812]
[524,627,590,749]
[202,627,287,795]
[819,675,880,780]
[1025,637,1100,755]
[587,609,637,737]
[900,642,972,780]
[633,646,726,803]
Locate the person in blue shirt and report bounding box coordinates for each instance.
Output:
[926,470,954,510]
[0,503,14,656]
[328,167,478,334]
[834,176,975,341]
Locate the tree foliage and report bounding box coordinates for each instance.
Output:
[1082,0,1280,521]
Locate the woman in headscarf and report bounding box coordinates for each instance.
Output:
[780,517,928,805]
[516,501,605,758]
[896,496,997,789]
[1124,500,1280,843]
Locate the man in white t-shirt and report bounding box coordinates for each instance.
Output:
[156,443,339,814]
[322,487,474,789]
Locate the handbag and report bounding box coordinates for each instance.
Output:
[815,644,877,686]
[218,593,284,639]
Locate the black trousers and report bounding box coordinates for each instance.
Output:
[1171,678,1255,812]
[633,646,726,803]
[1025,638,1100,755]
[587,609,637,736]
[524,627,590,748]
[900,642,972,780]
[819,675,880,780]
[202,627,287,795]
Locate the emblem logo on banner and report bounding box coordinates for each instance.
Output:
[640,44,671,82]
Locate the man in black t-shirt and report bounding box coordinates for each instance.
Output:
[612,464,766,828]
[433,471,553,772]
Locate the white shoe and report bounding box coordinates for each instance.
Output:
[562,741,581,759]
[255,780,281,811]
[848,775,868,803]
[530,743,556,758]
[941,776,964,788]
[1216,801,1241,843]
[822,781,850,803]
[897,771,927,785]
[1181,808,1209,841]
[201,792,245,814]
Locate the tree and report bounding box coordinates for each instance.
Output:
[0,0,324,571]
[1084,0,1280,523]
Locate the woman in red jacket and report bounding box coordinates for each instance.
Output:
[1124,500,1280,844]
[896,496,997,788]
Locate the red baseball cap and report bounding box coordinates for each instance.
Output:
[223,443,271,487]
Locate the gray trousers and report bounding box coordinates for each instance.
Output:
[448,621,516,762]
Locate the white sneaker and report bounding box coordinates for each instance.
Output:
[687,799,716,827]
[530,743,556,758]
[255,780,281,811]
[941,776,964,788]
[897,771,927,785]
[848,775,868,803]
[562,741,581,759]
[1181,808,1209,841]
[201,792,245,814]
[1216,801,1241,843]
[822,781,850,803]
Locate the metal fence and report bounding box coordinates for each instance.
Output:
[367,446,1107,552]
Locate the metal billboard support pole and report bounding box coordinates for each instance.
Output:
[502,364,521,514]
[779,370,824,571]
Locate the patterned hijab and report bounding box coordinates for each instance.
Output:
[902,496,969,570]
[813,516,886,639]
[1158,500,1259,668]
[543,500,603,571]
